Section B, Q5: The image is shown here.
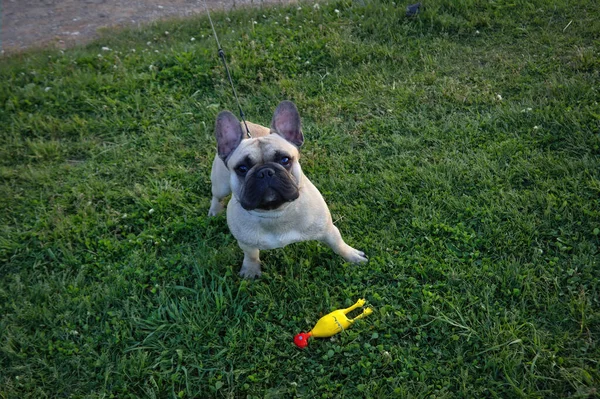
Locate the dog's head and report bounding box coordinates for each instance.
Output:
[215,101,304,211]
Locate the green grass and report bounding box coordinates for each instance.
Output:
[1,0,599,397]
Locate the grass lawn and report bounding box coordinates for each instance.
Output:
[1,0,599,397]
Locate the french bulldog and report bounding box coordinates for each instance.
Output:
[208,101,367,278]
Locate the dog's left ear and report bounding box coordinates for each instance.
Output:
[271,101,304,147]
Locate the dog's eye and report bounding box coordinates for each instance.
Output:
[279,156,291,167]
[236,165,249,175]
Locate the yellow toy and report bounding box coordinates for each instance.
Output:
[294,298,373,348]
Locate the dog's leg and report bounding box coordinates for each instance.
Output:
[320,225,368,264]
[238,242,262,278]
[208,189,229,216]
[208,155,231,216]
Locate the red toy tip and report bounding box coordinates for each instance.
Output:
[294,332,311,348]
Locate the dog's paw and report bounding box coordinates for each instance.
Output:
[239,263,262,279]
[208,200,224,217]
[240,267,261,278]
[344,248,368,264]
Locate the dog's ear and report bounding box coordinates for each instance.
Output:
[271,101,304,147]
[215,111,244,161]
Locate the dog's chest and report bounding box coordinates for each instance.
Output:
[227,197,322,250]
[250,226,309,250]
[231,213,312,250]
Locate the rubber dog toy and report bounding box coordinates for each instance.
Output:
[294,298,373,348]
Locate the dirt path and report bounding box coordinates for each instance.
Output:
[1,0,292,53]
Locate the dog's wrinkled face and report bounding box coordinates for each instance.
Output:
[228,135,301,210]
[216,101,304,211]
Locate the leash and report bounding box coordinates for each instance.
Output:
[202,1,252,138]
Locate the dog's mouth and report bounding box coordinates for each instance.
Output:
[239,164,299,211]
[241,186,299,211]
[257,189,298,210]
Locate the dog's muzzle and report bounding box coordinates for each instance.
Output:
[239,163,299,210]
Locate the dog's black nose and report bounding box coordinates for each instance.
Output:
[256,167,275,179]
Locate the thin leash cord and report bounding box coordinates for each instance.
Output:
[202,1,252,138]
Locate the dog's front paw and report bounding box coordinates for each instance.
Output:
[208,206,222,217]
[344,248,368,264]
[239,267,261,279]
[239,261,262,279]
[208,198,224,217]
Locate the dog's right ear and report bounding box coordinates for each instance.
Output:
[215,111,244,161]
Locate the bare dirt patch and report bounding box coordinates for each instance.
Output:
[1,0,292,53]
